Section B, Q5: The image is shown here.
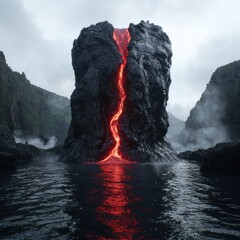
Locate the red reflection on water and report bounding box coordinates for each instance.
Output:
[96,164,142,239]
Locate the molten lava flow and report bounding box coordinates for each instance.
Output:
[100,29,131,164]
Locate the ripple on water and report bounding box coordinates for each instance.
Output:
[0,157,239,239]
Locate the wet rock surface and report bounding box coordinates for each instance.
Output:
[179,142,240,175]
[62,21,177,162]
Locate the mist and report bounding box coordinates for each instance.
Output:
[170,82,230,152]
[14,132,58,150]
[1,0,240,120]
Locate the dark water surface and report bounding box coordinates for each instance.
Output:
[0,156,240,239]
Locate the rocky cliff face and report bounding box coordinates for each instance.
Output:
[0,51,71,144]
[62,21,176,163]
[178,60,240,150]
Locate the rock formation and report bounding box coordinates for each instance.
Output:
[178,142,240,175]
[176,60,240,150]
[0,124,15,145]
[0,51,71,143]
[62,21,177,163]
[0,123,63,170]
[0,125,41,169]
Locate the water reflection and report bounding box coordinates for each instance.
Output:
[0,155,72,239]
[0,158,240,239]
[153,161,240,239]
[94,164,140,239]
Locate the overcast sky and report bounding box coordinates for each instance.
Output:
[1,0,240,120]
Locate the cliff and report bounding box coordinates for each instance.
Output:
[0,51,71,144]
[62,21,176,163]
[177,60,240,150]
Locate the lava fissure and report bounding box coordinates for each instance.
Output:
[100,28,131,163]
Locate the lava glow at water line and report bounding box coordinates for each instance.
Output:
[100,29,131,164]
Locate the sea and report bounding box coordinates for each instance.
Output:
[0,155,239,239]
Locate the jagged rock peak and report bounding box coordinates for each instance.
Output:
[62,21,177,163]
[0,50,71,144]
[129,20,171,45]
[176,60,240,151]
[0,51,6,65]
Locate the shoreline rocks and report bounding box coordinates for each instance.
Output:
[178,141,240,175]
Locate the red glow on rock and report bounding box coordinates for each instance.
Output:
[100,29,131,164]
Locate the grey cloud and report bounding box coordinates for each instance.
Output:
[1,0,240,120]
[168,31,240,120]
[0,0,74,97]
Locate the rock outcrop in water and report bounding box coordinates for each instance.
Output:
[179,142,240,175]
[175,60,240,150]
[62,21,176,163]
[0,51,71,143]
[0,125,42,169]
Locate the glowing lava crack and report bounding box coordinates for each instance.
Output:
[100,29,131,164]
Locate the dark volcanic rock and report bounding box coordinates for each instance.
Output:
[0,51,71,144]
[0,125,41,169]
[176,61,240,150]
[47,145,63,155]
[0,124,15,145]
[178,142,240,175]
[178,149,208,162]
[0,143,42,169]
[62,21,177,162]
[62,22,121,162]
[0,123,59,169]
[0,143,42,161]
[120,21,174,162]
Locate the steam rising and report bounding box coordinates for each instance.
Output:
[14,130,57,149]
[171,84,229,152]
[172,127,229,152]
